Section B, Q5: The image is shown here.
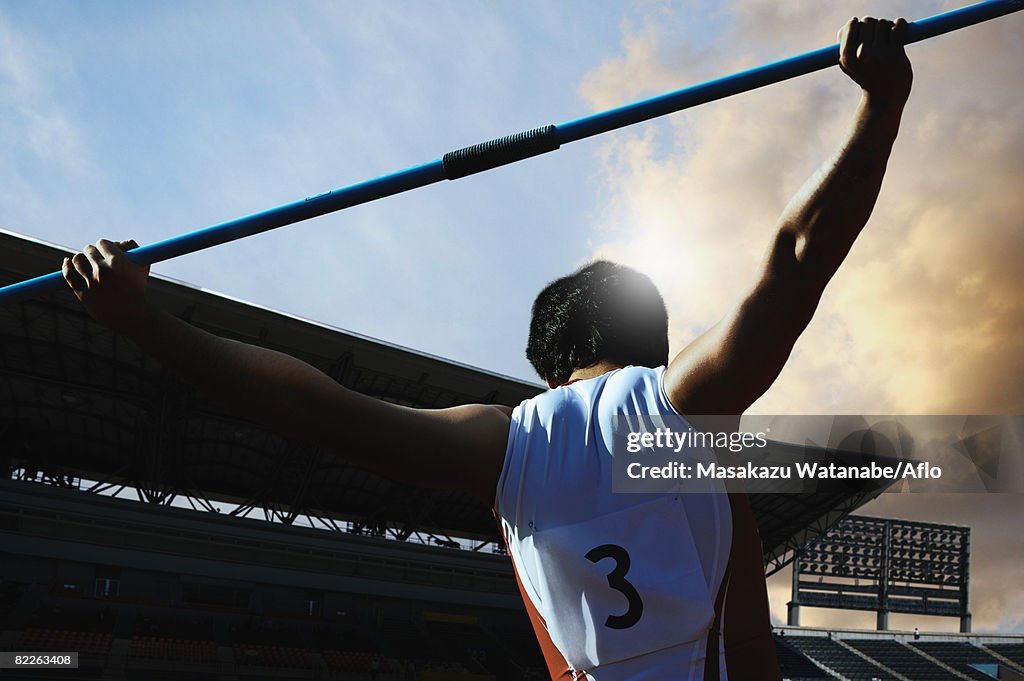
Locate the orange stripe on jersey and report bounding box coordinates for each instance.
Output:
[512,553,575,681]
[495,513,573,681]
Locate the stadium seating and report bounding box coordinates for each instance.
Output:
[912,641,1018,680]
[16,627,112,655]
[233,642,312,668]
[844,639,960,680]
[128,634,217,663]
[126,634,219,681]
[772,636,833,680]
[322,649,390,672]
[986,642,1024,667]
[784,636,896,680]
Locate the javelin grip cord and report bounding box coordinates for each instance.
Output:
[443,125,560,180]
[1,0,1021,305]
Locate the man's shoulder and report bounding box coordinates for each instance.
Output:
[492,404,514,418]
[510,365,672,429]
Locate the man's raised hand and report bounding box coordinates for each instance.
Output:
[62,239,150,333]
[838,17,913,108]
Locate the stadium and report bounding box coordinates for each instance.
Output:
[3,231,1022,681]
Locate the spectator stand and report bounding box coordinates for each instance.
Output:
[232,619,313,681]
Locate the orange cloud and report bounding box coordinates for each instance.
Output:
[580,1,1024,415]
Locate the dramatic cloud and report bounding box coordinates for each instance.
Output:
[580,0,1024,415]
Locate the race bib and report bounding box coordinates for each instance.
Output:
[520,495,715,671]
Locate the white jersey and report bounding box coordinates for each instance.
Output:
[494,366,734,681]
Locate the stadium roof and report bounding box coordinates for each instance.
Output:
[0,230,890,572]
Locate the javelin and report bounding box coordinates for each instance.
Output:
[2,0,1021,304]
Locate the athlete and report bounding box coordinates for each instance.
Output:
[61,17,912,681]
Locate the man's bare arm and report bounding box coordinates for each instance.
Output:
[666,17,913,415]
[62,240,510,504]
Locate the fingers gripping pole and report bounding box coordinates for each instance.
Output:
[2,0,1020,304]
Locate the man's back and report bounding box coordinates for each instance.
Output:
[496,366,736,680]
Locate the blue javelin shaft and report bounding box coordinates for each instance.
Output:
[2,0,1020,304]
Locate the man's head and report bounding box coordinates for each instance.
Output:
[526,260,669,387]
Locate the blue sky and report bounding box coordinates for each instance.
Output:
[2,0,646,383]
[4,0,1023,632]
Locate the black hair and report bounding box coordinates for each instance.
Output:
[526,260,669,385]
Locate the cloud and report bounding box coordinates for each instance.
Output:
[0,9,97,232]
[579,0,1024,415]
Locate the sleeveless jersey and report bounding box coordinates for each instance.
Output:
[494,366,734,681]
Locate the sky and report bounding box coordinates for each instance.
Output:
[2,1,1022,633]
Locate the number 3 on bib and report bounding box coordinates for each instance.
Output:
[585,544,643,629]
[525,496,718,668]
